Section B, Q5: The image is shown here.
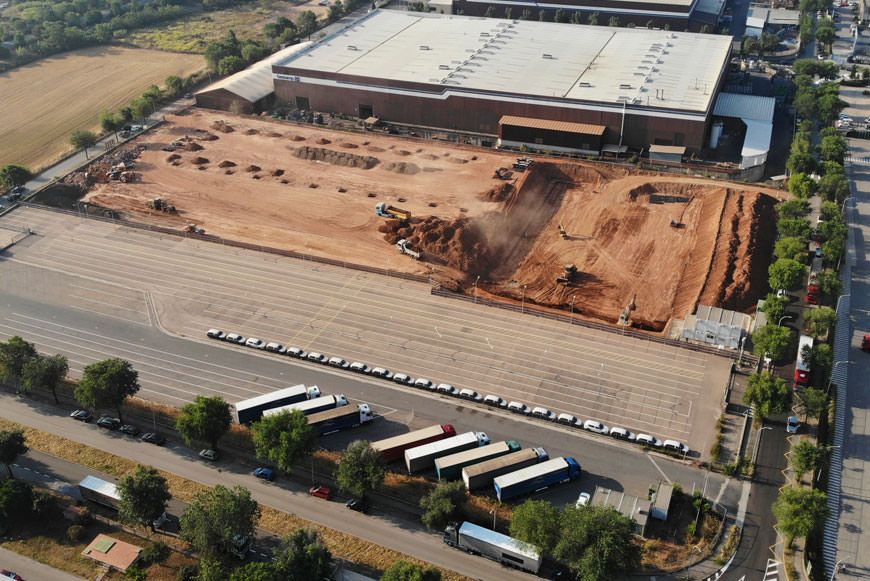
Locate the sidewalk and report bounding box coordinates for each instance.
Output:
[0,545,83,581]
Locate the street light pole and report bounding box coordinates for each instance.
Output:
[752,425,773,468]
[473,275,480,304]
[521,284,527,314]
[778,315,794,326]
[830,559,846,581]
[826,360,849,395]
[570,296,575,324]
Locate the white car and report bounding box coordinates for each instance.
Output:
[393,373,414,385]
[583,419,608,434]
[459,388,482,401]
[483,394,507,407]
[636,433,662,447]
[224,333,245,344]
[245,337,265,349]
[557,413,579,426]
[265,342,286,354]
[370,367,391,378]
[327,356,349,368]
[531,407,556,421]
[786,416,801,434]
[349,362,370,373]
[414,378,433,389]
[286,346,306,358]
[436,383,458,396]
[663,439,689,454]
[306,352,327,363]
[507,401,530,415]
[609,427,636,441]
[575,492,591,508]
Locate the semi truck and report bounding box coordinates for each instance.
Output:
[435,440,521,481]
[794,334,814,387]
[405,431,490,473]
[307,403,374,435]
[78,475,121,510]
[234,384,321,424]
[263,394,348,418]
[493,456,581,502]
[371,424,456,463]
[442,521,542,574]
[462,447,548,491]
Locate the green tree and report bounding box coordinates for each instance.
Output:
[820,134,847,163]
[608,15,620,26]
[21,353,68,403]
[790,441,825,479]
[554,505,640,581]
[420,480,466,529]
[0,430,28,478]
[509,499,561,554]
[74,358,140,422]
[787,151,816,175]
[774,237,808,261]
[777,218,812,240]
[218,55,246,75]
[761,293,789,323]
[817,270,841,297]
[229,562,276,581]
[297,10,318,39]
[118,465,172,528]
[796,386,828,422]
[744,372,791,419]
[176,395,231,451]
[588,11,599,25]
[165,75,184,97]
[0,164,32,188]
[335,440,384,499]
[70,129,98,157]
[778,200,810,220]
[768,258,805,291]
[805,306,837,338]
[381,560,442,581]
[251,410,315,474]
[99,110,119,135]
[811,344,833,383]
[752,325,794,361]
[0,335,37,390]
[181,485,260,557]
[196,558,225,581]
[272,529,333,580]
[0,479,33,533]
[772,486,828,544]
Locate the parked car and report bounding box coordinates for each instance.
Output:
[309,485,332,500]
[393,373,413,385]
[635,434,662,447]
[253,467,275,481]
[70,409,92,422]
[286,346,306,358]
[436,383,458,396]
[225,333,245,344]
[583,419,608,434]
[370,367,392,378]
[483,394,507,408]
[557,413,579,426]
[206,328,225,339]
[346,497,369,513]
[531,407,556,421]
[0,570,24,581]
[662,440,689,454]
[575,492,591,508]
[306,352,328,363]
[119,424,140,436]
[413,378,433,389]
[96,416,121,430]
[328,356,349,368]
[786,416,801,434]
[140,432,166,446]
[349,362,370,373]
[459,388,482,401]
[507,401,530,415]
[245,337,266,349]
[199,449,219,461]
[265,342,286,354]
[609,427,636,441]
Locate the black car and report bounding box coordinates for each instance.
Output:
[141,432,166,446]
[96,416,121,430]
[119,424,140,436]
[70,409,92,422]
[345,497,369,513]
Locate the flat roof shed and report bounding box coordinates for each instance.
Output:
[499,115,607,153]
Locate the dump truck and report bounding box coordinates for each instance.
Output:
[375,202,411,221]
[405,431,489,473]
[443,521,542,574]
[435,440,521,481]
[462,447,548,491]
[493,456,581,502]
[263,394,348,418]
[307,403,374,435]
[234,385,321,424]
[396,239,421,260]
[371,424,456,463]
[78,475,121,510]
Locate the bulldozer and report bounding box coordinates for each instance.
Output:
[556,264,580,286]
[493,167,513,180]
[558,223,570,240]
[147,197,177,213]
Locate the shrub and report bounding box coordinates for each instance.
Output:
[67,524,86,542]
[141,541,169,565]
[176,564,199,581]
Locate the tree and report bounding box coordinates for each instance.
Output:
[588,11,599,25]
[772,486,828,544]
[509,499,561,554]
[381,560,442,581]
[0,479,33,532]
[196,558,225,581]
[181,485,260,557]
[335,440,384,499]
[0,336,37,389]
[554,505,640,581]
[272,529,333,580]
[74,358,140,422]
[797,387,829,421]
[787,151,816,175]
[805,306,837,338]
[176,396,231,450]
[608,15,620,26]
[820,134,847,163]
[297,11,318,39]
[817,270,841,297]
[0,164,32,189]
[778,200,810,220]
[790,441,825,479]
[218,55,246,76]
[165,75,184,97]
[774,237,808,261]
[818,171,849,203]
[99,110,119,135]
[752,324,793,362]
[777,218,812,240]
[251,410,315,474]
[117,465,171,527]
[760,32,779,55]
[229,562,276,581]
[0,430,28,478]
[768,258,805,291]
[130,98,152,121]
[760,292,789,323]
[21,354,68,403]
[744,372,791,419]
[484,5,495,17]
[420,480,466,529]
[70,130,98,157]
[742,35,761,56]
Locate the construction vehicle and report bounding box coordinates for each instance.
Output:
[513,157,534,171]
[493,167,513,180]
[558,223,570,240]
[556,264,579,285]
[862,334,870,352]
[375,202,411,221]
[396,239,421,260]
[185,224,205,235]
[147,197,177,213]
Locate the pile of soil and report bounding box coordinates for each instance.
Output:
[380,216,490,275]
[166,154,181,163]
[287,134,306,142]
[271,169,284,177]
[383,161,419,175]
[244,128,259,135]
[211,120,234,133]
[191,157,209,165]
[245,165,261,173]
[339,142,358,149]
[197,132,219,141]
[267,131,282,138]
[480,182,513,202]
[218,160,236,168]
[185,142,204,152]
[293,146,379,169]
[316,138,331,145]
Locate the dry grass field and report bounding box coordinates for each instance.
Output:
[0,46,203,171]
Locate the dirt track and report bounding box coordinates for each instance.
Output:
[83,109,783,331]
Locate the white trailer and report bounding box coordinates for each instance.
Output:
[404,431,489,473]
[234,384,321,424]
[263,394,348,417]
[443,521,542,573]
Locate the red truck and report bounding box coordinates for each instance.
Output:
[862,334,870,352]
[370,424,456,463]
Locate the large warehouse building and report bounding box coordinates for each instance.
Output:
[272,10,733,154]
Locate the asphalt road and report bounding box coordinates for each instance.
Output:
[0,545,82,581]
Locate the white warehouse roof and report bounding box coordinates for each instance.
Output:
[277,10,732,114]
[714,92,776,169]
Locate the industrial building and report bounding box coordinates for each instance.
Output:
[272,10,733,154]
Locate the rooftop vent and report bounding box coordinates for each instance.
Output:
[347,45,358,51]
[438,64,451,70]
[619,83,633,89]
[419,45,431,50]
[542,53,554,59]
[480,32,491,36]
[578,82,593,87]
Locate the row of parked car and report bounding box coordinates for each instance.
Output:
[206,329,690,455]
[70,409,168,445]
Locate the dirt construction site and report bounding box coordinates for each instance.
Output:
[78,108,784,332]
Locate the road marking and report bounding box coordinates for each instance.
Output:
[764,559,782,580]
[646,453,673,485]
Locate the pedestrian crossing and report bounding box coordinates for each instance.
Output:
[764,559,782,580]
[845,154,870,164]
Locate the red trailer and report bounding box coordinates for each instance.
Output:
[371,424,456,463]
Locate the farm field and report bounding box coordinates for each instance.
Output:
[0,46,203,171]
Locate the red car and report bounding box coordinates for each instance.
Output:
[1,570,24,581]
[308,485,332,500]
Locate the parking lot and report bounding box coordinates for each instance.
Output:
[0,205,732,454]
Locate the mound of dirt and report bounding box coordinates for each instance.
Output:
[197,132,219,141]
[191,157,209,165]
[211,120,234,133]
[244,129,259,135]
[218,160,236,168]
[368,146,385,153]
[293,146,379,169]
[316,138,331,145]
[271,169,284,177]
[480,182,514,202]
[448,157,469,164]
[287,134,306,142]
[397,150,411,156]
[166,154,181,163]
[383,162,420,175]
[339,142,359,149]
[381,216,489,274]
[267,132,283,138]
[420,153,439,160]
[245,165,261,173]
[185,142,204,152]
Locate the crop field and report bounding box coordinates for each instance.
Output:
[0,46,203,171]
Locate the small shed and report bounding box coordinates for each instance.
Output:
[648,144,686,163]
[82,534,142,573]
[592,486,652,536]
[681,304,752,349]
[498,116,606,154]
[651,483,674,521]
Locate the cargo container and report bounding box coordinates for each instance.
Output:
[78,475,121,510]
[405,431,489,473]
[462,447,548,491]
[435,440,521,481]
[493,457,581,502]
[263,394,348,418]
[307,404,374,435]
[371,424,456,463]
[233,384,321,424]
[443,521,541,573]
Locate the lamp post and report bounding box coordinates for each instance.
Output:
[473,275,480,304]
[778,315,794,326]
[830,559,846,581]
[826,360,850,395]
[521,284,527,314]
[752,425,773,467]
[570,296,575,324]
